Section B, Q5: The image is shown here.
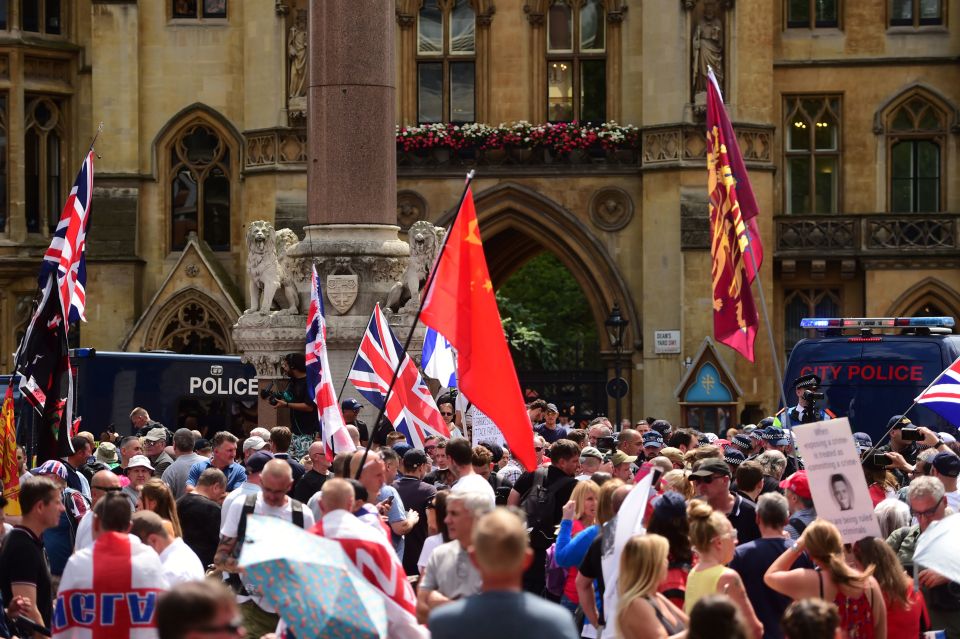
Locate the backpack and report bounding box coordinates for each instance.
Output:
[788,514,809,537]
[226,493,305,594]
[520,468,575,550]
[544,543,568,597]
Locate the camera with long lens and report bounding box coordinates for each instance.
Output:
[259,383,292,407]
[801,390,825,422]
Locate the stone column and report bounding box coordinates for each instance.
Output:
[307,0,396,225]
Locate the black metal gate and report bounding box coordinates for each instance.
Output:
[516,369,608,424]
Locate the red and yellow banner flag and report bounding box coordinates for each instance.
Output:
[1,383,21,515]
[706,71,761,362]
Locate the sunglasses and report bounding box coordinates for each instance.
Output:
[439,411,454,417]
[534,447,544,452]
[92,485,122,492]
[911,496,944,519]
[691,474,724,484]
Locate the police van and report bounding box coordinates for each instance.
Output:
[6,349,259,444]
[782,317,960,443]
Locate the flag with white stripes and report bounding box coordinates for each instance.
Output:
[916,356,960,429]
[421,327,457,388]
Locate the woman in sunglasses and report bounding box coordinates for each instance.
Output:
[684,500,764,639]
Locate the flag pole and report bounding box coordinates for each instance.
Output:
[354,170,476,479]
[859,368,945,460]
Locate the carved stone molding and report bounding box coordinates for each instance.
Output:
[397,190,428,230]
[523,3,545,25]
[289,256,406,287]
[589,188,634,232]
[641,123,774,169]
[144,288,237,354]
[0,56,8,80]
[244,128,308,171]
[24,57,71,85]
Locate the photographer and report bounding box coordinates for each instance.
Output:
[269,353,319,436]
[776,373,836,427]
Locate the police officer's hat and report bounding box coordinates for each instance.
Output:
[793,373,821,390]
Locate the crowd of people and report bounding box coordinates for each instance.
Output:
[0,395,958,639]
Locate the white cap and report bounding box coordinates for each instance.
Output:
[243,436,267,452]
[127,455,155,472]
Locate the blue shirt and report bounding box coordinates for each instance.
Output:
[378,485,406,560]
[534,423,569,444]
[429,591,579,639]
[186,459,247,491]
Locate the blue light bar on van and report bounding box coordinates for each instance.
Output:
[800,317,955,329]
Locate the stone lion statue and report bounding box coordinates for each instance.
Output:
[386,220,443,313]
[244,220,300,315]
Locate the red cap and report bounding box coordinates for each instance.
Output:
[780,470,811,500]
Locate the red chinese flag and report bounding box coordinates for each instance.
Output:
[419,188,536,471]
[706,71,761,361]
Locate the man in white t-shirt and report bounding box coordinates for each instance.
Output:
[131,510,204,585]
[219,450,272,528]
[74,470,125,550]
[215,459,314,638]
[446,438,495,507]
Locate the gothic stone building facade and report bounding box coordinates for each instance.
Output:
[0,0,957,429]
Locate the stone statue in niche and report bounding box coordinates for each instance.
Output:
[692,0,724,98]
[287,10,307,117]
[385,221,444,314]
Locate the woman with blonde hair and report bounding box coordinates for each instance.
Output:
[685,500,763,639]
[661,469,695,500]
[555,480,602,614]
[617,534,687,639]
[765,519,887,639]
[140,478,183,537]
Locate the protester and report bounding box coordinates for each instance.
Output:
[661,469,695,500]
[765,519,887,639]
[931,451,960,511]
[887,475,959,635]
[131,510,204,586]
[474,444,511,505]
[60,436,93,499]
[31,460,89,578]
[447,438,496,506]
[780,598,841,639]
[576,447,604,481]
[292,441,330,503]
[418,490,449,575]
[141,478,183,537]
[54,492,168,636]
[269,426,306,489]
[577,481,630,634]
[161,428,203,499]
[647,491,693,608]
[863,457,899,507]
[852,536,928,638]
[0,477,62,632]
[685,500,764,638]
[417,491,492,622]
[241,436,267,462]
[157,580,243,639]
[186,431,247,492]
[535,403,569,443]
[734,461,764,504]
[687,594,752,639]
[609,450,638,482]
[350,450,417,559]
[616,534,688,639]
[554,480,600,612]
[176,467,225,568]
[74,469,123,550]
[121,454,155,508]
[757,450,787,493]
[117,435,144,474]
[393,448,437,577]
[425,439,455,488]
[428,508,579,639]
[691,458,760,544]
[216,459,313,638]
[729,492,813,639]
[780,470,815,540]
[145,427,175,477]
[873,498,910,540]
[94,441,120,472]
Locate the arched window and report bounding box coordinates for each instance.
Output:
[169,122,231,251]
[417,0,476,124]
[886,95,945,213]
[547,0,606,123]
[784,95,841,214]
[784,288,840,356]
[24,96,65,235]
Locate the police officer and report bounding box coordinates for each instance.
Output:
[776,373,836,427]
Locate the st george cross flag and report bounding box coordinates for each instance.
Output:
[348,304,450,448]
[312,509,427,639]
[53,532,168,639]
[915,355,960,428]
[14,151,94,459]
[421,327,457,388]
[706,69,762,362]
[306,265,355,458]
[418,186,536,471]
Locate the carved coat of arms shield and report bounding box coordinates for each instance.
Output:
[326,274,358,314]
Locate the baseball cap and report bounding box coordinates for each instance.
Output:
[703,433,719,444]
[545,403,559,414]
[479,442,504,464]
[32,460,69,481]
[793,373,821,389]
[579,446,604,461]
[341,398,362,412]
[194,438,211,452]
[403,449,430,469]
[246,450,275,474]
[243,436,267,453]
[609,450,638,466]
[939,432,957,444]
[642,431,665,449]
[780,470,811,499]
[659,447,684,467]
[723,449,746,467]
[886,415,913,431]
[96,442,119,465]
[144,427,167,443]
[731,434,753,453]
[932,452,960,478]
[392,443,414,460]
[126,455,155,472]
[853,432,873,453]
[652,491,687,520]
[690,458,731,479]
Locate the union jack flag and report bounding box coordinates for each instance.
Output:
[348,304,450,448]
[916,356,960,429]
[306,265,355,458]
